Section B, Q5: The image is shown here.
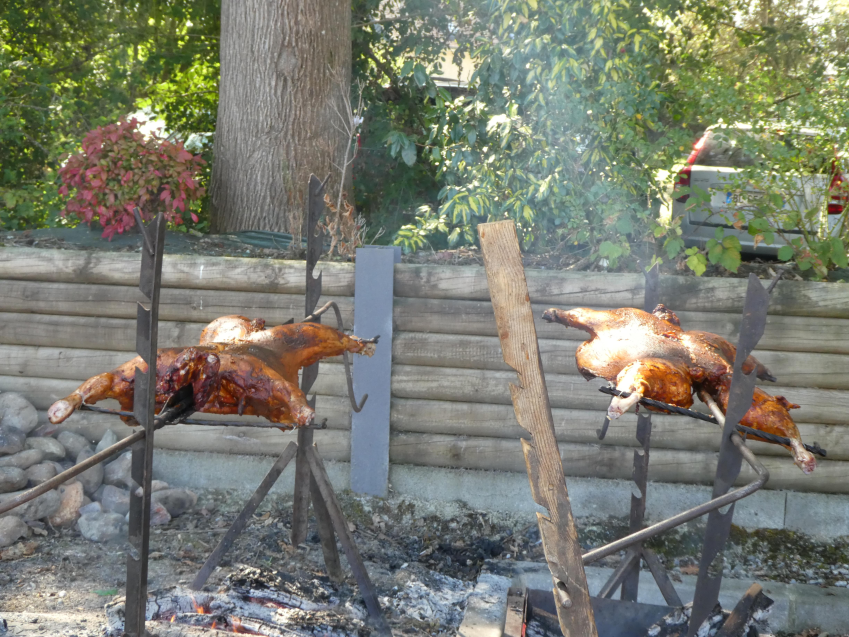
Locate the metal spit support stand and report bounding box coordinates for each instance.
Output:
[594,264,682,606]
[576,272,773,636]
[124,210,166,637]
[190,175,390,636]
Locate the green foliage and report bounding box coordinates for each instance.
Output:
[392,0,701,266]
[58,119,205,238]
[351,0,485,240]
[393,205,449,253]
[0,0,219,232]
[656,0,849,277]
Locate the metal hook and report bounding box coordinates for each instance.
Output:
[302,301,370,413]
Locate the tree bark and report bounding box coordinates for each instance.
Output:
[210,0,351,235]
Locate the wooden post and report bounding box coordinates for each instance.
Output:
[479,221,597,637]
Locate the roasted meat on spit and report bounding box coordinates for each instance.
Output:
[47,316,377,429]
[542,305,816,473]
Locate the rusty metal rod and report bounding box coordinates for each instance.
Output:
[582,395,769,566]
[598,386,826,457]
[79,404,328,430]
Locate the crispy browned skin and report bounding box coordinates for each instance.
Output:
[199,315,266,346]
[48,318,377,429]
[609,358,694,419]
[47,347,313,428]
[47,346,225,425]
[712,375,815,474]
[543,305,812,473]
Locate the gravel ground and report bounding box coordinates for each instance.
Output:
[1,489,848,635]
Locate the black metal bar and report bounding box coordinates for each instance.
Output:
[78,404,329,430]
[190,442,298,591]
[310,473,344,582]
[292,174,327,547]
[125,209,165,637]
[596,387,826,457]
[619,263,660,603]
[304,445,391,635]
[642,548,683,607]
[598,550,639,599]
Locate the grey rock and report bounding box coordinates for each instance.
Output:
[151,488,197,518]
[125,501,171,526]
[104,452,132,488]
[0,449,44,470]
[0,467,27,494]
[150,501,171,526]
[0,393,38,434]
[25,436,65,461]
[93,484,107,502]
[56,431,91,459]
[100,485,130,516]
[48,481,84,527]
[0,426,26,456]
[75,448,104,496]
[25,462,57,487]
[0,488,61,521]
[0,515,28,548]
[95,429,118,455]
[77,511,126,543]
[79,501,102,516]
[151,480,169,493]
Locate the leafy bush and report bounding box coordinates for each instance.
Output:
[58,119,206,238]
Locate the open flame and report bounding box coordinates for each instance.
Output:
[170,614,176,623]
[191,594,212,615]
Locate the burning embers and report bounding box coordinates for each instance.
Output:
[104,567,369,636]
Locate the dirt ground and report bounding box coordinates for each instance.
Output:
[1,489,848,636]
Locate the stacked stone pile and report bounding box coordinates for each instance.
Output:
[0,392,196,546]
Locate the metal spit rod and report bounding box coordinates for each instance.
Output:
[598,386,826,457]
[581,393,769,565]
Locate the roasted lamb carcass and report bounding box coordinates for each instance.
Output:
[48,318,378,429]
[542,305,816,473]
[47,346,314,428]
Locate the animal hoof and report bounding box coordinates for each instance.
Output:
[47,399,76,424]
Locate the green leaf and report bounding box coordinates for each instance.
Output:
[467,130,476,145]
[413,64,428,88]
[687,253,707,276]
[831,237,849,269]
[722,235,741,250]
[719,248,741,272]
[95,589,119,597]
[665,237,684,259]
[708,242,723,264]
[3,192,16,208]
[401,145,417,167]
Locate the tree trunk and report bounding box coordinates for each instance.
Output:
[210,0,351,235]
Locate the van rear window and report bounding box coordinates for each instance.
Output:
[695,129,835,174]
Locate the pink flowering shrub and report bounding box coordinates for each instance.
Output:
[58,118,206,239]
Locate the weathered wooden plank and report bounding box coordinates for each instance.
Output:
[0,247,355,294]
[394,263,849,318]
[0,312,205,351]
[479,220,597,636]
[0,315,351,360]
[392,331,849,389]
[388,398,849,460]
[387,432,849,493]
[390,364,849,425]
[0,279,353,327]
[393,297,849,355]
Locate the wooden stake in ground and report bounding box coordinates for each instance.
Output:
[479,221,597,637]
